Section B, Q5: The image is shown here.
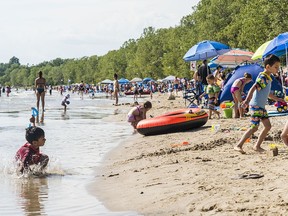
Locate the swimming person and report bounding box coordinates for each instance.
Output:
[35,71,46,123]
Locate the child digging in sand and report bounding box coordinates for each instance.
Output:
[234,55,285,154]
[200,74,220,119]
[127,101,152,132]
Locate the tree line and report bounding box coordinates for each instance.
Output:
[1,0,287,87]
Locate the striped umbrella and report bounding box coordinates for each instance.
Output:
[211,49,255,68]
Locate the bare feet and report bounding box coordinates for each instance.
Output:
[253,146,266,153]
[234,146,246,154]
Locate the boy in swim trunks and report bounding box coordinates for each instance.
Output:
[201,74,220,119]
[230,72,253,118]
[127,101,152,132]
[234,55,285,154]
[15,116,49,174]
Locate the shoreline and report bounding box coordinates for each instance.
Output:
[91,93,288,215]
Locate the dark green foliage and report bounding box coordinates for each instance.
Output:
[1,0,288,87]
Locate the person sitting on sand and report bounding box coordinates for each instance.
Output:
[127,101,152,131]
[15,116,49,174]
[61,94,70,113]
[200,74,220,119]
[234,55,285,154]
[231,72,253,118]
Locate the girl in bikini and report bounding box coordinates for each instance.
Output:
[127,101,152,132]
[230,72,252,118]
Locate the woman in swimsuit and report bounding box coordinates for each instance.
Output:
[35,71,46,122]
[127,101,152,132]
[230,72,252,118]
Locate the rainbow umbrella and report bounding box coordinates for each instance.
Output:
[251,40,272,60]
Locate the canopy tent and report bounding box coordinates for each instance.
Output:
[118,78,130,84]
[219,64,282,102]
[100,79,113,84]
[130,77,142,83]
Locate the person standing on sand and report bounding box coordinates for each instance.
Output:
[113,73,119,106]
[230,72,253,118]
[35,71,46,123]
[234,55,285,154]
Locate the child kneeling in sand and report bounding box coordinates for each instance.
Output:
[15,116,49,174]
[127,101,152,131]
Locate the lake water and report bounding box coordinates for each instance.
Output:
[0,89,139,216]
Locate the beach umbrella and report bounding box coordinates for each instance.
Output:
[118,78,130,84]
[100,79,113,84]
[183,40,230,62]
[252,32,288,60]
[251,40,272,60]
[263,32,288,58]
[219,64,282,102]
[211,49,255,68]
[208,62,219,69]
[130,77,142,83]
[142,77,153,84]
[162,75,176,82]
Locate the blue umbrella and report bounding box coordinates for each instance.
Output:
[118,78,129,84]
[183,40,230,62]
[142,77,154,84]
[262,32,288,58]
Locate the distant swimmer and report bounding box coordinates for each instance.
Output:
[35,71,46,123]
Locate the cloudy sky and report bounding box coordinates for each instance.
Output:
[0,0,200,65]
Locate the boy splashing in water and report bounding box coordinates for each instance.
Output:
[15,116,49,174]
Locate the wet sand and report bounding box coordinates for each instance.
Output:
[92,93,288,215]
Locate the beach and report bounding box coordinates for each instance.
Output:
[93,93,288,215]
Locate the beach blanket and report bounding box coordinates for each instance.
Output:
[268,110,288,117]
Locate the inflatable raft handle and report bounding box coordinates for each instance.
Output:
[31,107,39,117]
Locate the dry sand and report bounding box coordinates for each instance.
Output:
[91,93,288,215]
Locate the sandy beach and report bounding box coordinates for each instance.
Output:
[92,93,288,215]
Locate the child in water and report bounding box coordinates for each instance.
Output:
[61,94,70,113]
[127,101,152,131]
[15,116,49,174]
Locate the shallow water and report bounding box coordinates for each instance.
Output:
[0,90,139,216]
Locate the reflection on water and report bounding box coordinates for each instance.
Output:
[0,90,139,216]
[18,177,48,215]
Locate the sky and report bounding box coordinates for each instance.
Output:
[0,0,200,65]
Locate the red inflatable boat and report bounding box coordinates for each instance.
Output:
[136,108,208,136]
